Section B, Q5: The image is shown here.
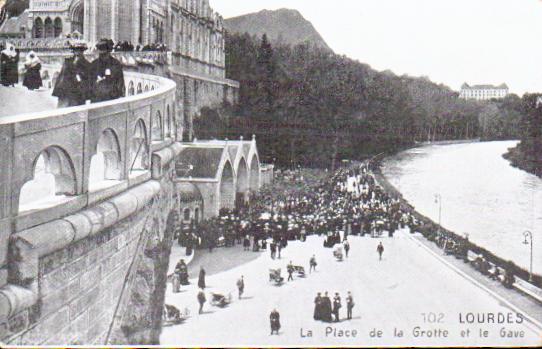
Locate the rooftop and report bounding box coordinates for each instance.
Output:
[461,83,509,90]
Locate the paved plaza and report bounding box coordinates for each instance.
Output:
[161,231,541,347]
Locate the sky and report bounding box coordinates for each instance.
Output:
[211,0,542,96]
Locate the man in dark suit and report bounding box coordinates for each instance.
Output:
[90,38,125,102]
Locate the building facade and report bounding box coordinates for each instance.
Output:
[460,83,509,101]
[21,0,225,75]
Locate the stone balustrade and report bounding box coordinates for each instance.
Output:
[0,70,177,275]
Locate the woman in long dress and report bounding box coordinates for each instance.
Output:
[22,51,42,90]
[1,43,18,87]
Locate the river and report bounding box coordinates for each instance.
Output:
[382,140,541,275]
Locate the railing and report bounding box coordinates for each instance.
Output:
[0,71,177,233]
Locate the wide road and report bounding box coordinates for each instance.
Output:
[160,231,541,347]
[0,85,57,117]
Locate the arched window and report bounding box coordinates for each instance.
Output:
[44,17,53,38]
[151,111,163,142]
[151,85,155,91]
[33,18,43,38]
[183,208,191,221]
[19,146,77,212]
[130,120,149,175]
[89,129,122,191]
[144,85,149,92]
[137,82,143,94]
[128,81,135,96]
[53,17,62,37]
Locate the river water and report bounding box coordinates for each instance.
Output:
[382,140,541,275]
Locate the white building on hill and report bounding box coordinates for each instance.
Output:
[460,83,509,101]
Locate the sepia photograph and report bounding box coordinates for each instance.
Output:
[0,0,541,347]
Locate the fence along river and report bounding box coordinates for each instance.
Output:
[382,140,541,276]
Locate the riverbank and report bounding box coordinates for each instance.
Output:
[373,160,542,290]
[503,143,542,179]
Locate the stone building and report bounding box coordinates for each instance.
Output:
[460,83,509,101]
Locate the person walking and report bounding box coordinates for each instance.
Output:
[236,275,245,299]
[22,51,42,90]
[52,41,91,107]
[175,259,189,285]
[377,242,384,261]
[243,235,250,251]
[346,291,354,320]
[270,309,281,335]
[171,272,181,293]
[313,292,323,320]
[333,293,342,322]
[197,288,206,314]
[322,292,332,322]
[198,266,206,289]
[287,261,294,281]
[89,38,125,102]
[1,43,18,87]
[309,255,317,273]
[343,238,350,258]
[270,242,276,259]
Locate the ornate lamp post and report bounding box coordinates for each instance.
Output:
[523,230,533,282]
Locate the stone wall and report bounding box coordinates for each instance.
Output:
[0,72,182,345]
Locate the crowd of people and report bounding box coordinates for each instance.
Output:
[0,38,126,105]
[175,163,410,257]
[168,162,413,334]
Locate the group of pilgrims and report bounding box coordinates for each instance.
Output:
[1,43,43,90]
[0,38,125,107]
[176,162,412,256]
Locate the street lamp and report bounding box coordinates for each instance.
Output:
[434,194,442,234]
[523,230,533,282]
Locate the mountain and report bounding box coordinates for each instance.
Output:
[224,8,331,51]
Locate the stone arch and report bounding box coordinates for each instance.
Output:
[236,157,249,208]
[53,17,62,37]
[152,110,163,142]
[165,105,172,138]
[33,17,43,38]
[151,85,155,91]
[128,81,135,96]
[44,17,53,38]
[89,129,122,190]
[69,0,84,35]
[219,160,235,210]
[130,119,149,174]
[145,85,149,92]
[183,207,191,221]
[19,146,77,212]
[249,154,260,191]
[137,82,143,94]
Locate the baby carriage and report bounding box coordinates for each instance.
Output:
[333,245,344,261]
[210,292,232,307]
[293,265,306,277]
[163,304,190,325]
[269,268,284,286]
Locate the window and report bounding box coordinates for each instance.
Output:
[44,17,53,38]
[53,18,62,37]
[34,18,43,38]
[19,146,77,212]
[183,208,191,221]
[89,129,122,191]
